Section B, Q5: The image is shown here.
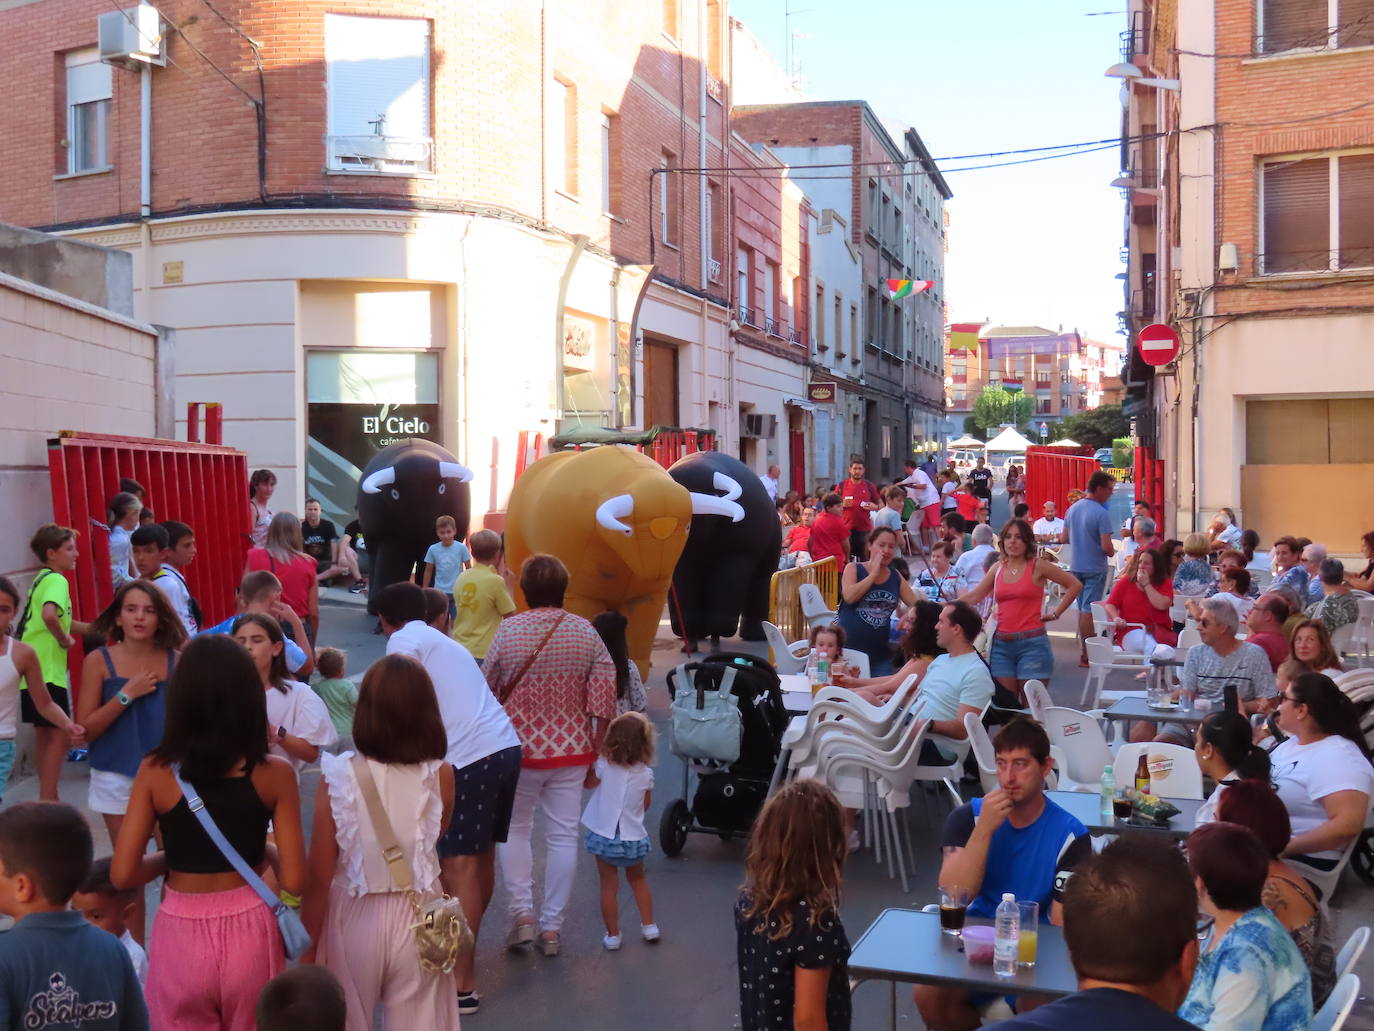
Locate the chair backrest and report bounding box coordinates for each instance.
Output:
[841,648,871,679]
[1041,706,1113,787]
[1313,973,1360,1031]
[964,711,999,793]
[1334,668,1374,695]
[762,621,806,674]
[1084,638,1127,665]
[1112,742,1205,800]
[1336,926,1370,983]
[799,583,832,620]
[1025,679,1051,723]
[1331,621,1356,656]
[1251,569,1274,592]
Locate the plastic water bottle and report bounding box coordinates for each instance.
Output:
[806,648,820,688]
[994,893,1020,977]
[1099,764,1116,820]
[816,655,830,687]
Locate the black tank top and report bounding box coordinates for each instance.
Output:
[158,774,272,875]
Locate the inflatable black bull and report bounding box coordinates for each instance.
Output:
[668,452,780,646]
[356,439,471,613]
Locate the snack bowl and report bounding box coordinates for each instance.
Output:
[962,925,996,965]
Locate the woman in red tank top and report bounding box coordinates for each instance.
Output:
[959,518,1082,703]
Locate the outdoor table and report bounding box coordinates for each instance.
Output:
[1048,789,1203,840]
[1102,694,1210,734]
[848,908,1078,1029]
[778,672,813,715]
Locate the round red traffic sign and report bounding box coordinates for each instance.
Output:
[1137,323,1180,366]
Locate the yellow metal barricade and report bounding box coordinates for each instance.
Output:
[768,557,840,647]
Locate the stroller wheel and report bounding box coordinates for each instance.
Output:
[660,800,691,857]
[1353,830,1374,886]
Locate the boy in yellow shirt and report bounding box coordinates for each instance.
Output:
[451,530,515,666]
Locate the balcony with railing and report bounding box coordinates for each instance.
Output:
[326,135,434,176]
[1120,9,1149,61]
[790,327,804,345]
[764,315,779,337]
[708,258,721,282]
[738,305,757,328]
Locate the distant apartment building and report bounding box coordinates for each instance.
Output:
[1119,0,1374,550]
[944,325,1123,437]
[0,0,738,527]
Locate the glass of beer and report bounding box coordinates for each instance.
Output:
[1017,901,1040,967]
[939,887,968,936]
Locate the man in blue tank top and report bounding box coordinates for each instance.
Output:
[915,718,1092,1030]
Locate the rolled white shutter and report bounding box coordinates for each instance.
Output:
[325,14,429,139]
[66,51,112,105]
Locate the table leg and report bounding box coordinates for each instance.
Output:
[889,980,896,1030]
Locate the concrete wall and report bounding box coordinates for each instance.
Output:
[0,224,134,316]
[0,271,158,583]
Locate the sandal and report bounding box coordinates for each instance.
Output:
[539,931,561,957]
[506,914,535,950]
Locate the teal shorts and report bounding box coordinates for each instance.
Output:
[0,739,16,801]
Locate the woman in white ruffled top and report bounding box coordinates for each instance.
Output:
[302,654,458,1030]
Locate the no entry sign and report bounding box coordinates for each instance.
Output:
[1138,323,1180,366]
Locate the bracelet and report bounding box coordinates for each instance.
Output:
[279,890,302,909]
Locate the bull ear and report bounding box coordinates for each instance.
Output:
[595,494,634,535]
[361,467,396,494]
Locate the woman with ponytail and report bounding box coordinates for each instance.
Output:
[1193,710,1271,824]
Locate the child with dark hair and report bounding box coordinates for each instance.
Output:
[155,521,200,634]
[592,611,647,716]
[233,614,336,777]
[201,571,313,679]
[0,802,148,1029]
[583,712,658,950]
[21,524,90,801]
[255,966,346,1031]
[422,586,451,635]
[73,856,148,985]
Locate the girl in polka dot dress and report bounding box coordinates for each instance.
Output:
[735,779,852,1030]
[582,711,659,950]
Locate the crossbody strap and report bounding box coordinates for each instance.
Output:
[496,613,565,704]
[169,764,284,915]
[350,754,414,893]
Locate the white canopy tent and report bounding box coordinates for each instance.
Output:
[948,435,984,448]
[983,426,1035,452]
[1044,437,1082,447]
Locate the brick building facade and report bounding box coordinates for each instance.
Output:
[1122,0,1374,550]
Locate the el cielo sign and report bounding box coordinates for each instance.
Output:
[807,381,837,403]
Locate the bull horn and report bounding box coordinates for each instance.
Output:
[691,472,745,522]
[439,461,473,483]
[595,493,635,535]
[360,467,396,494]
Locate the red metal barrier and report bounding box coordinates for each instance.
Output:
[517,428,717,478]
[1134,446,1167,534]
[1025,446,1100,522]
[47,431,250,636]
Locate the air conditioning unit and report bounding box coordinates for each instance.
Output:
[739,413,777,439]
[98,5,165,69]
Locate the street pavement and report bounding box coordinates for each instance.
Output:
[14,483,1372,1029]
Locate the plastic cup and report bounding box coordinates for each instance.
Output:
[1017,902,1039,966]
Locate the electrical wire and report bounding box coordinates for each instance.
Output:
[1170,10,1374,59]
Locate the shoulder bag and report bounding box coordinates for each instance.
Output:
[169,764,312,960]
[495,612,566,704]
[351,754,472,973]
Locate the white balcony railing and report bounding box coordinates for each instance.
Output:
[709,257,721,282]
[325,135,434,176]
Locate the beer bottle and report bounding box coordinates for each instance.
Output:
[1134,753,1151,796]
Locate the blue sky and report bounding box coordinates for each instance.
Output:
[731,0,1129,344]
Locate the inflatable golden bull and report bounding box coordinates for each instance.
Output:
[505,446,744,676]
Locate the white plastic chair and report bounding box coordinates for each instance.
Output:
[1090,601,1111,639]
[1251,568,1274,593]
[1331,622,1356,661]
[1313,973,1359,1031]
[1336,926,1369,983]
[1350,598,1374,664]
[1025,679,1052,723]
[1287,828,1364,903]
[964,711,999,794]
[799,583,837,629]
[1042,705,1114,792]
[1081,636,1149,709]
[1111,742,1205,800]
[841,648,871,679]
[775,677,920,787]
[762,621,807,674]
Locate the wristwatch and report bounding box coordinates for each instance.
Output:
[276,725,287,743]
[115,691,132,707]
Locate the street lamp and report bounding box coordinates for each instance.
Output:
[1104,62,1179,90]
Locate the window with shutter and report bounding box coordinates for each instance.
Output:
[1259,0,1374,51]
[1262,158,1329,273]
[65,49,111,175]
[324,15,431,175]
[1338,153,1374,268]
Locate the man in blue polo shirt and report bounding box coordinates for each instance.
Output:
[915,718,1091,1031]
[1064,471,1118,668]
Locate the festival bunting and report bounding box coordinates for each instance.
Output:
[885,279,933,300]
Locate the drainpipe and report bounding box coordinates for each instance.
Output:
[139,62,153,325]
[698,0,709,426]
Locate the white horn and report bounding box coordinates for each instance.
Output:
[360,467,396,494]
[713,472,743,503]
[690,492,745,522]
[595,493,635,535]
[439,461,473,483]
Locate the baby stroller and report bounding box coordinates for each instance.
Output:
[660,652,788,856]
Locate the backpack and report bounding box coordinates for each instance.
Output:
[669,663,742,763]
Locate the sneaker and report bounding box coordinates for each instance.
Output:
[603,934,622,951]
[641,923,661,943]
[457,992,480,1016]
[349,580,367,594]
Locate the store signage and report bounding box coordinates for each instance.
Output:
[807,381,837,403]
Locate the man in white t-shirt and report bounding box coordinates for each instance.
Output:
[900,458,942,551]
[760,464,781,502]
[1033,500,1066,545]
[953,523,997,595]
[378,582,521,1011]
[909,601,996,763]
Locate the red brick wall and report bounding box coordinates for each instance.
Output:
[0,0,729,294]
[1212,0,1374,316]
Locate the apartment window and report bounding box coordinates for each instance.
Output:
[834,295,843,356]
[601,112,620,214]
[867,179,879,233]
[1258,0,1374,53]
[815,285,826,349]
[762,261,777,330]
[707,182,722,273]
[325,15,431,175]
[705,0,723,78]
[791,276,802,339]
[893,207,903,248]
[850,305,859,360]
[1261,152,1374,273]
[866,287,878,342]
[552,77,577,196]
[662,0,678,39]
[65,49,111,174]
[659,151,679,246]
[737,246,751,322]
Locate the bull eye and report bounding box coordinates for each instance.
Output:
[389,488,400,500]
[438,483,447,495]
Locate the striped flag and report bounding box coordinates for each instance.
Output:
[886,279,933,300]
[947,322,983,352]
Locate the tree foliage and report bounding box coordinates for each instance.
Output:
[1047,404,1130,450]
[969,387,1034,439]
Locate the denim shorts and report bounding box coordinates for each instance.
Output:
[1071,571,1108,610]
[988,632,1055,680]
